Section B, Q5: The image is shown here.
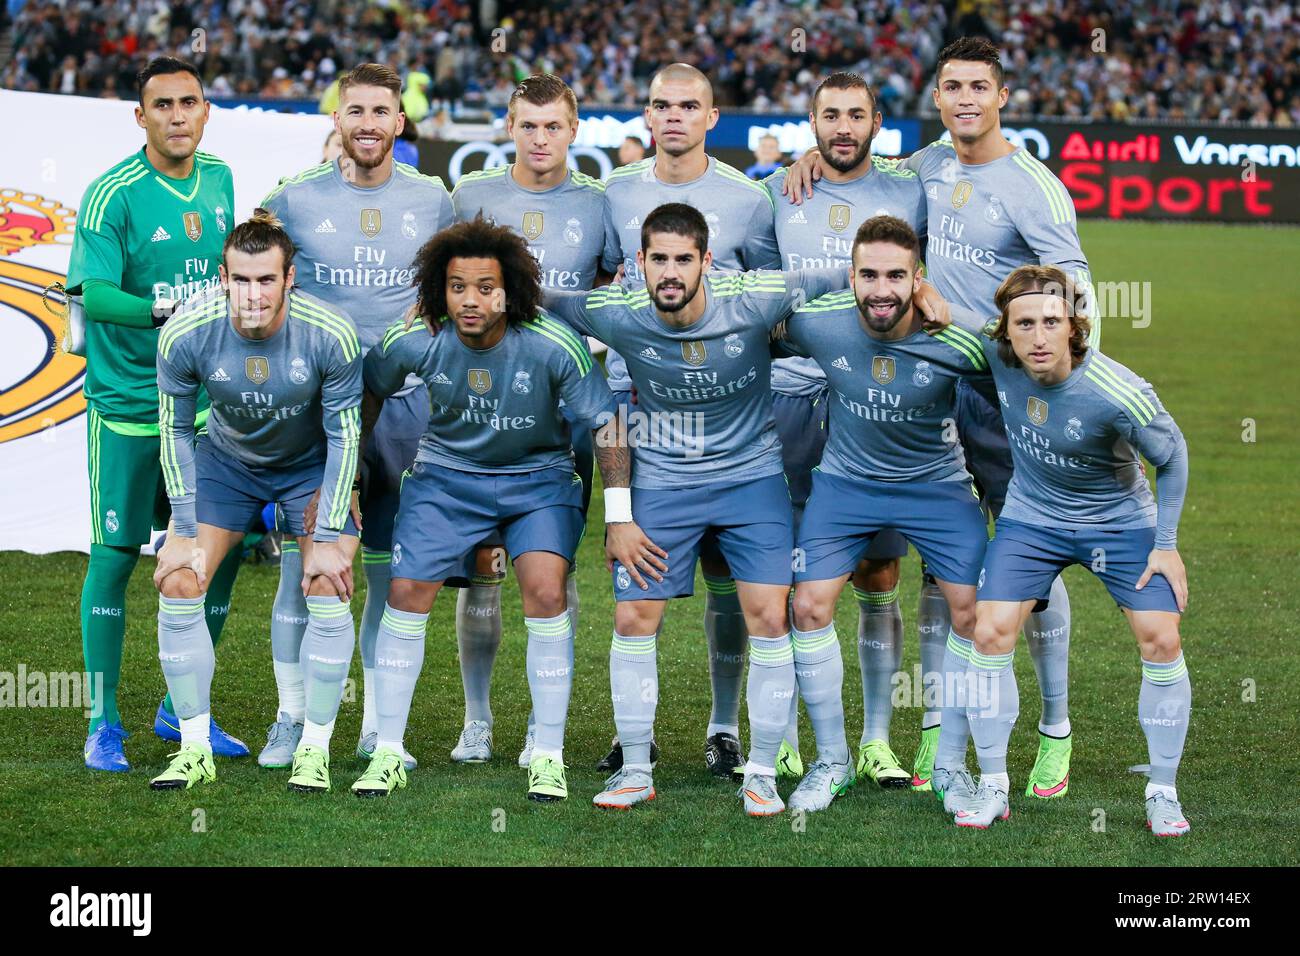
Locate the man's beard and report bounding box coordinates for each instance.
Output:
[651,276,700,313]
[343,130,393,169]
[817,133,873,173]
[857,291,911,333]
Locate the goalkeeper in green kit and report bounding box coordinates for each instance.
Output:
[68,57,249,771]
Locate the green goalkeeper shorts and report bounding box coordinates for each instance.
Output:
[86,406,208,547]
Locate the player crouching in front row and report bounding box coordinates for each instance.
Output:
[352,216,644,801]
[150,211,363,791]
[956,265,1192,836]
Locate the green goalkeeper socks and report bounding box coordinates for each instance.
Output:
[81,543,139,732]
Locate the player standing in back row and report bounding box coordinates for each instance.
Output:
[448,73,621,769]
[782,38,1093,800]
[258,63,454,772]
[597,63,782,778]
[67,56,247,772]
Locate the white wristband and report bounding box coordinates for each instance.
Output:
[604,487,633,523]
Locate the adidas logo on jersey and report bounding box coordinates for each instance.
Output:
[786,209,808,224]
[431,372,453,385]
[639,346,661,361]
[831,356,852,371]
[209,367,231,382]
[151,226,171,242]
[315,219,336,234]
[624,215,640,228]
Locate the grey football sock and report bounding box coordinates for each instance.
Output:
[854,585,903,744]
[610,632,657,768]
[271,541,308,721]
[1026,575,1071,734]
[783,685,801,751]
[359,549,391,735]
[526,612,574,758]
[967,648,1018,777]
[917,577,950,730]
[157,594,214,740]
[703,576,746,737]
[935,630,973,774]
[374,604,427,750]
[745,633,795,774]
[455,584,502,726]
[299,594,355,751]
[792,623,848,765]
[1140,655,1191,788]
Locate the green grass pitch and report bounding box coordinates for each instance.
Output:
[1,220,1297,867]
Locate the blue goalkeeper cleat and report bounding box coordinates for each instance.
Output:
[84,721,130,772]
[153,700,249,758]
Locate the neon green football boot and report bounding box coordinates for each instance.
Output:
[287,744,331,793]
[527,755,568,802]
[776,739,804,779]
[911,725,940,792]
[1025,732,1072,799]
[351,746,408,798]
[857,738,910,788]
[149,743,216,790]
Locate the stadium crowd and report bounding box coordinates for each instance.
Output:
[3,0,1298,125]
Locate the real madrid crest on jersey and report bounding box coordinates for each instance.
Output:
[523,212,544,242]
[215,206,227,234]
[724,333,744,357]
[183,211,203,242]
[512,370,531,394]
[402,211,417,239]
[984,196,1006,225]
[290,357,309,385]
[912,360,932,387]
[246,357,270,384]
[360,208,382,238]
[951,181,973,209]
[468,369,493,394]
[1027,396,1049,426]
[563,217,583,246]
[704,211,720,240]
[681,340,707,366]
[1065,416,1084,441]
[871,355,896,385]
[828,204,851,233]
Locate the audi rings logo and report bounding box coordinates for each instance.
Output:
[447,142,614,185]
[938,126,1051,160]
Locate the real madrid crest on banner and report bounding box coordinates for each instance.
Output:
[951,181,973,209]
[871,355,896,385]
[681,340,707,366]
[1027,396,1049,426]
[828,204,851,233]
[245,356,270,384]
[468,369,493,394]
[360,208,382,238]
[523,212,544,241]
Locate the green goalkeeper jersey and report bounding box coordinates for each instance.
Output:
[67,147,234,424]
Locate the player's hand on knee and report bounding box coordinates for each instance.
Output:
[154,534,202,590]
[303,539,354,600]
[915,280,952,333]
[780,149,824,204]
[1138,548,1187,612]
[606,523,668,589]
